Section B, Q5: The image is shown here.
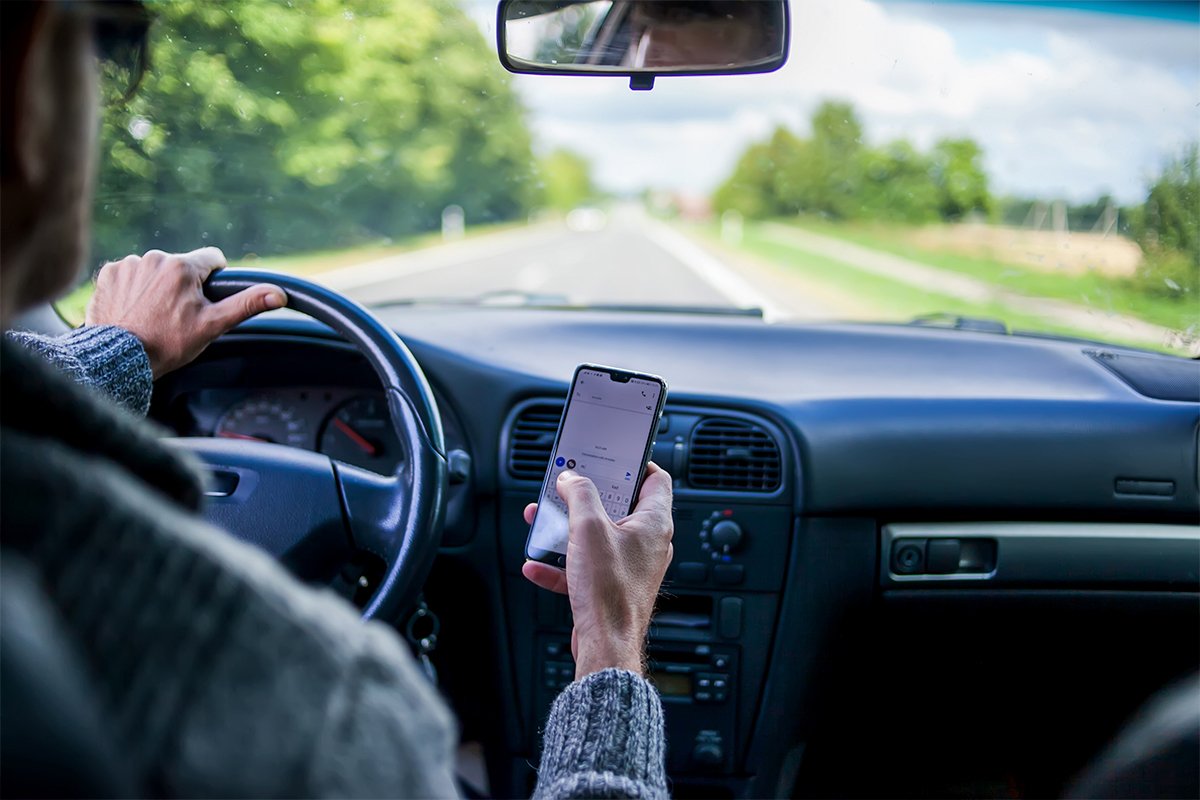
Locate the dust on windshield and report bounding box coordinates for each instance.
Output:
[62,0,1199,357]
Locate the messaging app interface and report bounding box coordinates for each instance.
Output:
[530,369,661,556]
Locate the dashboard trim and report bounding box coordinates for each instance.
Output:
[882,521,1200,587]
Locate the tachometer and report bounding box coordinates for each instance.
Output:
[319,395,402,474]
[215,395,309,447]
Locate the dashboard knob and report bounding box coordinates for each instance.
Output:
[692,742,723,766]
[710,520,744,552]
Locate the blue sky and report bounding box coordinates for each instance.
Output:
[468,0,1199,204]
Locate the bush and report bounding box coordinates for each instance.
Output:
[1131,247,1199,299]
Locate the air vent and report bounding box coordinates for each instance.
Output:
[688,418,782,492]
[507,403,563,480]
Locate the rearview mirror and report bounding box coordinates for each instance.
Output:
[497,0,790,90]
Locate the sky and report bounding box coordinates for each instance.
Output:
[468,0,1199,204]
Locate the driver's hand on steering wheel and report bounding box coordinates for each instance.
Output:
[522,462,674,680]
[86,247,287,378]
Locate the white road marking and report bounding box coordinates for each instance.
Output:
[639,218,786,321]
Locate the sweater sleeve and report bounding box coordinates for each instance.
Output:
[6,326,153,415]
[534,669,669,800]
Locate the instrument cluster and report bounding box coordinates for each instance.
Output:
[197,387,404,474]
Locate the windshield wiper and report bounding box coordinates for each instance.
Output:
[908,313,1009,334]
[580,303,763,317]
[906,313,1171,354]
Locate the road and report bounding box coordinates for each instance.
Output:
[298,207,1190,354]
[313,207,829,319]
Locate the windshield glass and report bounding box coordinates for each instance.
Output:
[64,0,1199,356]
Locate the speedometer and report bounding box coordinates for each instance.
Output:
[319,395,402,474]
[215,395,309,447]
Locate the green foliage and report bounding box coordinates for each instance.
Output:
[713,100,991,225]
[1128,143,1199,299]
[537,149,597,211]
[930,138,990,220]
[92,0,538,265]
[857,141,940,224]
[781,102,865,219]
[713,130,789,218]
[1133,248,1199,300]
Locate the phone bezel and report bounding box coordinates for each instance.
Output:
[524,363,668,568]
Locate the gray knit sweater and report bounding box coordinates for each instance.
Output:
[1,325,668,799]
[7,324,155,414]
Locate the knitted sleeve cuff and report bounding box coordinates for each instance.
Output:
[533,668,668,800]
[7,326,153,416]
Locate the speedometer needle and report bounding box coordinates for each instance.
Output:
[333,417,378,456]
[218,431,269,442]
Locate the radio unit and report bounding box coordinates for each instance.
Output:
[536,637,741,773]
[647,642,736,704]
[539,639,737,705]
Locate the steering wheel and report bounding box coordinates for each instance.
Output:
[168,269,447,622]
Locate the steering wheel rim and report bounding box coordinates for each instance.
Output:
[175,269,447,621]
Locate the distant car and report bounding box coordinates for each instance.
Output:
[565,206,608,232]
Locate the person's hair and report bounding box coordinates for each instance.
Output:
[1,2,43,180]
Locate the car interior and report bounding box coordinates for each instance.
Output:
[5,0,1200,798]
[15,280,1199,798]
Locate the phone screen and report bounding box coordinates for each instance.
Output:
[527,366,665,561]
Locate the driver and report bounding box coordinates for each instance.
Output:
[0,2,673,798]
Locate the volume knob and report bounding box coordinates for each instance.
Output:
[710,520,744,553]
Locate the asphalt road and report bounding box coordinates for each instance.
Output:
[315,208,824,319]
[290,209,1190,353]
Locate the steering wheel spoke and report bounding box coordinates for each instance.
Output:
[169,437,353,583]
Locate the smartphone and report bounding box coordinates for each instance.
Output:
[525,364,668,567]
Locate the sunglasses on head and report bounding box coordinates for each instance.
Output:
[63,0,154,106]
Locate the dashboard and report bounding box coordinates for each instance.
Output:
[175,387,403,474]
[149,307,1200,799]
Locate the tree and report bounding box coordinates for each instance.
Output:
[714,140,774,217]
[1136,144,1198,256]
[769,101,867,219]
[714,101,986,225]
[930,138,991,220]
[1130,143,1199,298]
[538,149,597,211]
[92,0,538,263]
[857,141,940,224]
[768,127,817,215]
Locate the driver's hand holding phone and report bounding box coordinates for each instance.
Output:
[523,365,674,680]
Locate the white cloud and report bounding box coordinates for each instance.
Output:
[469,0,1199,203]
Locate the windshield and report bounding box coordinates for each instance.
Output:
[63,0,1199,356]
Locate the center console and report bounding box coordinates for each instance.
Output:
[498,402,796,795]
[538,637,740,769]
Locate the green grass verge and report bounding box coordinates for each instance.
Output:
[55,221,522,326]
[230,235,444,276]
[55,283,95,328]
[728,225,1179,354]
[782,217,1198,334]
